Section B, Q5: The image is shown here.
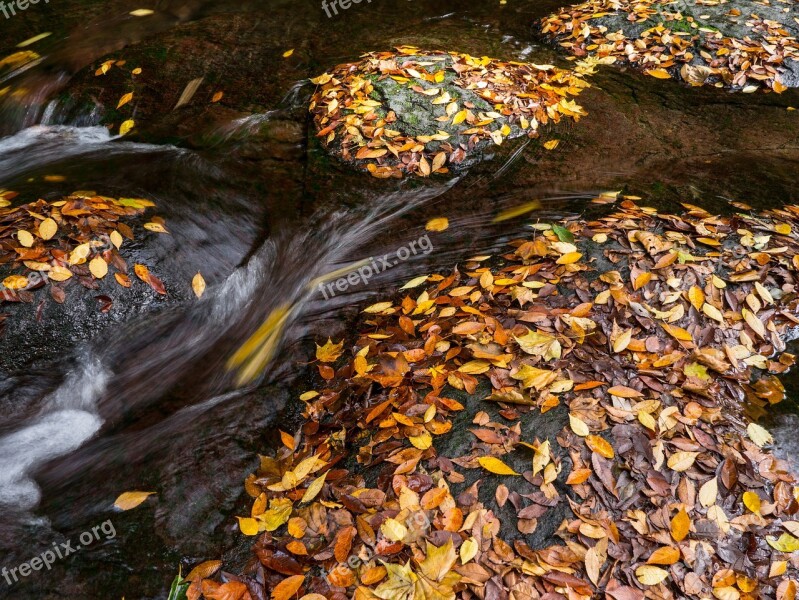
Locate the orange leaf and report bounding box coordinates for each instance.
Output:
[607,385,643,398]
[271,575,304,600]
[585,435,614,459]
[671,508,690,542]
[647,546,680,565]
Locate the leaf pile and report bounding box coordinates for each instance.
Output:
[309,46,594,179]
[192,197,799,600]
[0,190,168,314]
[541,0,799,92]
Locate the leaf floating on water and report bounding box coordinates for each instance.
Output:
[117,92,134,109]
[425,217,449,231]
[283,49,295,58]
[119,120,135,136]
[192,272,206,298]
[143,222,169,234]
[114,491,155,511]
[17,32,52,48]
[543,139,560,150]
[315,338,344,363]
[492,200,542,223]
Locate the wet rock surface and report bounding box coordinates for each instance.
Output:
[542,0,799,90]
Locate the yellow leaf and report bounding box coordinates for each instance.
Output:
[409,430,433,450]
[688,285,705,310]
[532,440,551,476]
[742,308,766,339]
[119,120,135,136]
[613,328,632,353]
[89,256,108,279]
[301,472,327,504]
[699,477,718,508]
[636,565,669,585]
[747,422,773,448]
[2,275,28,290]
[400,274,429,290]
[283,49,295,58]
[671,507,690,542]
[114,491,155,511]
[117,92,133,109]
[477,456,520,476]
[192,272,206,298]
[236,517,259,535]
[585,435,614,459]
[363,302,394,314]
[110,230,124,249]
[426,217,449,232]
[767,533,799,553]
[460,537,478,563]
[634,272,652,290]
[646,68,672,79]
[543,139,560,150]
[129,8,154,16]
[144,222,169,234]
[48,266,73,281]
[17,230,34,247]
[39,218,57,240]
[380,518,408,542]
[569,413,590,437]
[703,303,724,323]
[668,451,698,472]
[743,491,762,515]
[556,251,582,264]
[315,338,344,363]
[662,323,693,342]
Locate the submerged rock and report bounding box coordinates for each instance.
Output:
[198,196,799,599]
[309,47,592,178]
[541,0,799,91]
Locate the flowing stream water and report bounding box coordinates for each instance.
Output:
[2,0,799,597]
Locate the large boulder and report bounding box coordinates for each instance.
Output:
[309,47,592,178]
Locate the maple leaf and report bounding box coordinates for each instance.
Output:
[316,338,344,363]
